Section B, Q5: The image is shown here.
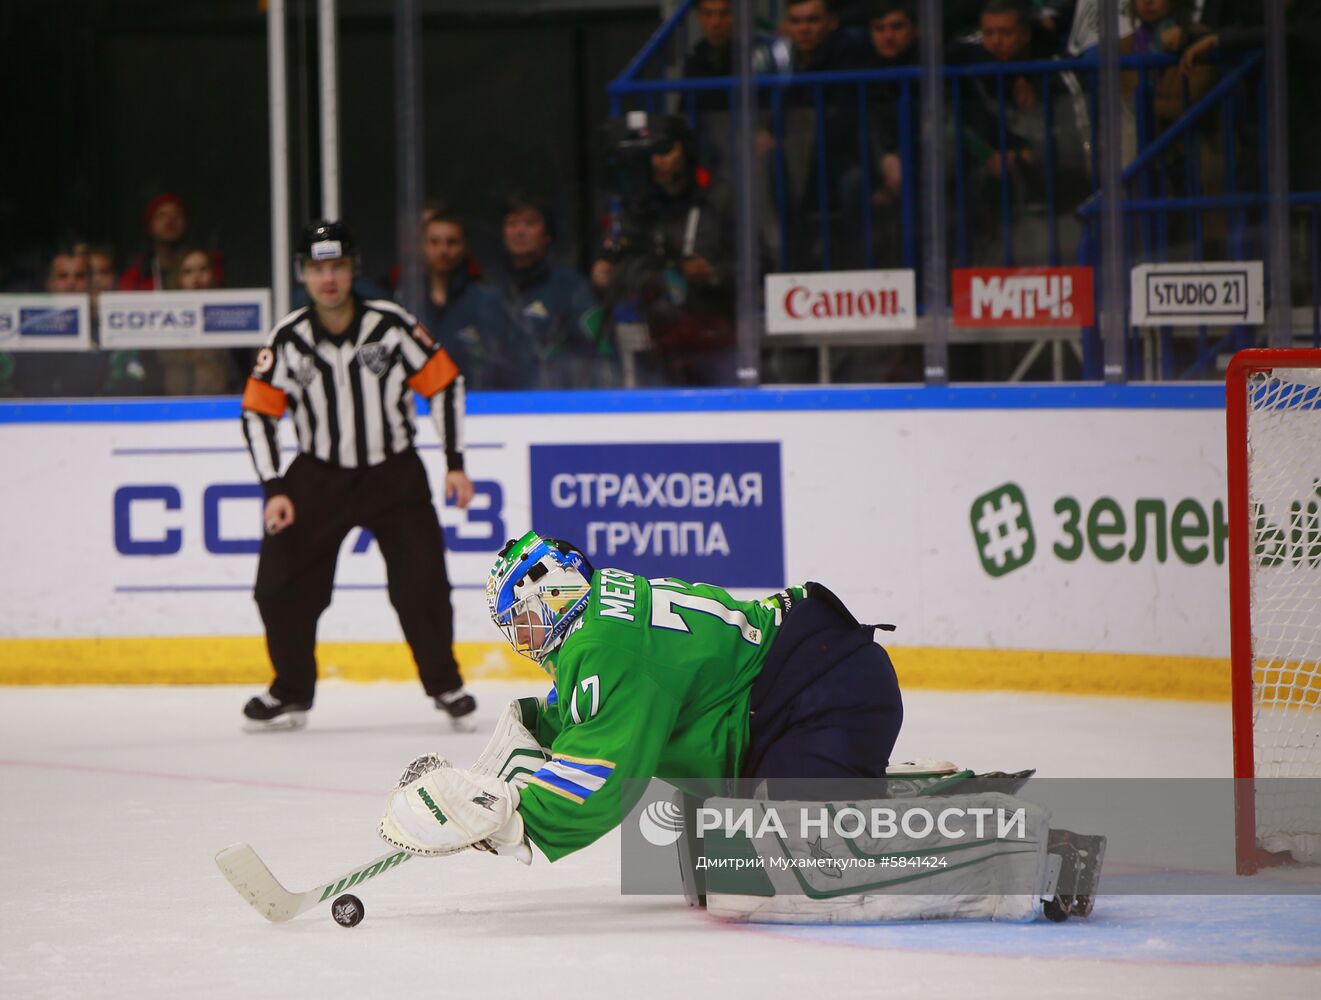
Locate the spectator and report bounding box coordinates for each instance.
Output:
[681,0,789,166]
[840,0,922,268]
[496,193,613,389]
[681,0,787,275]
[156,247,241,396]
[416,205,513,391]
[684,0,738,111]
[86,243,117,330]
[684,0,791,96]
[593,114,740,386]
[179,246,215,289]
[774,0,870,269]
[1114,0,1222,261]
[118,193,191,291]
[1182,0,1321,191]
[949,0,1089,264]
[46,247,88,293]
[865,0,920,190]
[945,0,1069,42]
[948,0,1056,170]
[81,241,154,395]
[13,246,110,397]
[783,0,863,70]
[1120,0,1215,156]
[87,245,116,298]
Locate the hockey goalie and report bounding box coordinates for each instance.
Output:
[378,530,1103,923]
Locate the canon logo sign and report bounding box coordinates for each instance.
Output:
[765,270,916,333]
[784,285,902,321]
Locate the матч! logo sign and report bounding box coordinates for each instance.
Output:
[970,483,1036,577]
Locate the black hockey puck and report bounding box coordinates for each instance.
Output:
[331,893,365,927]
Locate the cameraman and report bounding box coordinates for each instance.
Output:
[592,113,738,387]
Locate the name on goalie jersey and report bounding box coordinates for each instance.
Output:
[597,567,637,622]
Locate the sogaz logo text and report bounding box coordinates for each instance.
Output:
[107,309,197,329]
[105,304,263,335]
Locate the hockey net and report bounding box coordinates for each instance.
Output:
[1227,349,1321,874]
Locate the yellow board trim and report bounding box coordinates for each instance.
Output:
[891,646,1229,701]
[0,639,1230,701]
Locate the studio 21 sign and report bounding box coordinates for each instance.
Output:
[1130,262,1264,327]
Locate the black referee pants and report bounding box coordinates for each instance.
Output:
[254,450,461,705]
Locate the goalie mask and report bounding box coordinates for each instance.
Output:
[487,531,594,666]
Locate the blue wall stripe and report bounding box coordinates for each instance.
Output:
[0,384,1224,424]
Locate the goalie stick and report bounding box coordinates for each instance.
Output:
[218,706,550,922]
[215,843,412,923]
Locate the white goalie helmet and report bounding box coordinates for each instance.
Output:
[486,530,594,666]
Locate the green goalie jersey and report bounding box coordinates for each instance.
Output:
[517,568,792,861]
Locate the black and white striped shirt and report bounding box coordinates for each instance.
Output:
[241,297,465,496]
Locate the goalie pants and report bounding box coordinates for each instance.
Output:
[742,582,903,794]
[253,451,461,705]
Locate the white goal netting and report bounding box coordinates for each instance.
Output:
[1245,361,1321,863]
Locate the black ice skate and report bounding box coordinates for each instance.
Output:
[434,687,478,731]
[242,693,312,732]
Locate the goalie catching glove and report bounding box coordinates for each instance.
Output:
[379,700,550,862]
[379,762,526,859]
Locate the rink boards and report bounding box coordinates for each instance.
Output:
[0,385,1242,697]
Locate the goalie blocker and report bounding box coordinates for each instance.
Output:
[674,763,1106,924]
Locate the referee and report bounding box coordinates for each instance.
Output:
[239,220,477,730]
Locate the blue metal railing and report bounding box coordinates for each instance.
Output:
[608,7,1321,380]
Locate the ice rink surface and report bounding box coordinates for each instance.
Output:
[2,680,1318,1000]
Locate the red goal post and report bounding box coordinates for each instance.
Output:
[1226,348,1321,875]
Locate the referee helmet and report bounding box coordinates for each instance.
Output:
[295,220,358,269]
